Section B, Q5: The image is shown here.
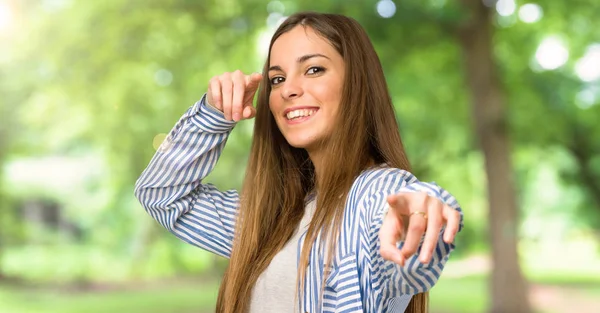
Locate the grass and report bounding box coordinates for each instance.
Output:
[0,280,219,313]
[430,274,600,313]
[1,275,599,313]
[429,275,488,313]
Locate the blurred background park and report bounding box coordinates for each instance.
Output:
[1,0,599,312]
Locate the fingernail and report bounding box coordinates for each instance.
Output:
[233,113,240,121]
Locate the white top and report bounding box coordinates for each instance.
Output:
[249,199,316,313]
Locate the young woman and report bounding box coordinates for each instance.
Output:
[135,12,463,313]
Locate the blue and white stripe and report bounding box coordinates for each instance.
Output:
[134,96,463,313]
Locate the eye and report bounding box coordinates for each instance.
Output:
[270,76,285,86]
[306,66,325,75]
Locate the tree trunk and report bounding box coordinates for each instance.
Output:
[568,125,600,209]
[456,1,532,313]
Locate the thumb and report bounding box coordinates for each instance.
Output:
[379,206,406,265]
[242,106,256,119]
[387,194,410,216]
[245,72,263,91]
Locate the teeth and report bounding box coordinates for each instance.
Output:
[286,109,317,120]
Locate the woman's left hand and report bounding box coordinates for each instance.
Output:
[379,192,461,267]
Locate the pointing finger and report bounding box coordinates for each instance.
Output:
[208,76,222,111]
[400,209,427,260]
[379,205,405,265]
[245,72,263,90]
[232,70,245,121]
[220,73,233,121]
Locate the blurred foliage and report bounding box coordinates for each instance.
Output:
[0,0,599,293]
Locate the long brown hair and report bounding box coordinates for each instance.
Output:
[216,12,427,313]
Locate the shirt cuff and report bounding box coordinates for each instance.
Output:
[187,94,237,133]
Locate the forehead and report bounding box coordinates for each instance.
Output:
[269,26,338,64]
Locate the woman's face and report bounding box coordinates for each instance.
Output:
[268,25,345,154]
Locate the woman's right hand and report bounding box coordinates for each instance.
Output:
[206,70,263,122]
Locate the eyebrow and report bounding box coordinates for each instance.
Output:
[268,53,330,72]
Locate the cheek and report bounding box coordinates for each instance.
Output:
[313,81,342,104]
[268,92,279,113]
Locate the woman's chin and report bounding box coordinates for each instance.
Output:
[284,136,320,151]
[286,140,311,150]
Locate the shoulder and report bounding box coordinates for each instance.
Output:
[347,165,418,206]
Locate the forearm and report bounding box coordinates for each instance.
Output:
[134,95,236,226]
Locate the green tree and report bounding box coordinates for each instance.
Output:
[456,1,531,312]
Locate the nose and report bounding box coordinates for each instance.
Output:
[281,78,303,100]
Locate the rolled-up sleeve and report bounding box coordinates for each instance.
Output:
[134,95,240,258]
[361,168,463,297]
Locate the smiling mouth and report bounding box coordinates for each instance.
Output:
[285,108,319,121]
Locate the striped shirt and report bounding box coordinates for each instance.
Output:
[134,96,463,313]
